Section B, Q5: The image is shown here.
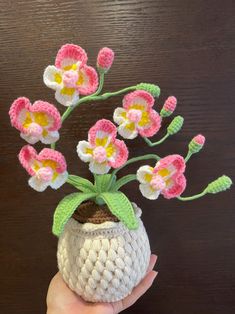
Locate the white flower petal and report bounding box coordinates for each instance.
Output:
[50,171,68,189]
[89,161,110,174]
[28,176,49,192]
[113,107,127,125]
[55,88,79,107]
[139,183,161,200]
[20,132,40,144]
[137,165,154,184]
[77,140,93,162]
[43,65,62,90]
[40,131,59,144]
[117,122,138,139]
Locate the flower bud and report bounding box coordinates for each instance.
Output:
[167,115,184,135]
[136,83,161,97]
[160,96,177,117]
[97,47,114,73]
[206,175,232,194]
[188,134,205,154]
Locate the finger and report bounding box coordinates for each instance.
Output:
[122,270,158,310]
[146,254,158,273]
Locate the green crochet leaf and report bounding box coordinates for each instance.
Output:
[113,174,137,191]
[95,174,116,193]
[99,192,139,230]
[52,192,97,236]
[67,175,96,193]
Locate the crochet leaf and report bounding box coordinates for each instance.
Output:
[95,174,116,193]
[67,175,96,193]
[99,192,138,230]
[52,192,97,236]
[113,174,137,191]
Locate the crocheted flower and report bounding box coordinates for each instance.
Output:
[113,90,161,139]
[137,155,186,200]
[77,119,128,174]
[97,47,114,73]
[19,145,68,192]
[9,97,61,144]
[43,44,98,106]
[160,96,177,117]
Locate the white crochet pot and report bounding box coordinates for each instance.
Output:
[57,203,151,302]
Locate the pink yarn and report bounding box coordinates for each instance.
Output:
[97,47,114,71]
[127,109,142,123]
[86,119,128,169]
[63,70,79,88]
[76,65,98,95]
[88,119,117,146]
[150,175,166,190]
[36,167,53,182]
[18,145,67,176]
[93,146,107,163]
[108,139,128,168]
[9,97,61,133]
[123,90,154,111]
[193,134,205,145]
[163,96,177,112]
[55,44,88,69]
[138,110,162,138]
[27,123,43,136]
[153,154,186,199]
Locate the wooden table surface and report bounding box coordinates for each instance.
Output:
[0,0,234,313]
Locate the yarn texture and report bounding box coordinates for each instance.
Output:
[57,203,151,302]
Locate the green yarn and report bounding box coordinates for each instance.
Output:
[136,83,161,97]
[98,192,139,230]
[167,115,184,135]
[160,108,172,118]
[206,175,233,194]
[189,141,203,153]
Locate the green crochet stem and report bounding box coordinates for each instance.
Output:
[61,85,136,123]
[184,151,193,163]
[177,190,207,201]
[143,133,169,147]
[112,154,161,176]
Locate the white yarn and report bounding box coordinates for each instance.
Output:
[57,203,151,302]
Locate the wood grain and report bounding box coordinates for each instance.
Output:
[0,0,234,313]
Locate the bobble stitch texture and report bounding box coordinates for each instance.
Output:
[167,116,184,135]
[57,203,151,302]
[136,83,161,97]
[206,175,232,194]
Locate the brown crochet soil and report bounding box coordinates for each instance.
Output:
[72,201,119,224]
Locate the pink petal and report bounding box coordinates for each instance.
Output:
[108,139,129,168]
[88,119,117,147]
[9,97,31,132]
[18,145,37,176]
[123,90,154,111]
[162,174,186,199]
[55,44,88,69]
[38,148,67,173]
[154,154,186,176]
[138,109,162,137]
[31,101,61,131]
[77,65,98,95]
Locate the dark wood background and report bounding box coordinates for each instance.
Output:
[0,0,234,313]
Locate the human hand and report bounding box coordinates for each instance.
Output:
[47,254,158,314]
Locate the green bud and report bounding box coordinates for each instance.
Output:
[160,108,172,118]
[206,175,232,194]
[167,115,184,135]
[136,83,161,97]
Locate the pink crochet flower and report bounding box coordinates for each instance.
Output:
[113,90,161,139]
[97,47,114,72]
[77,119,128,174]
[43,44,98,106]
[137,154,186,200]
[19,145,68,192]
[9,97,61,144]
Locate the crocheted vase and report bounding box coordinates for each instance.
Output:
[57,203,151,302]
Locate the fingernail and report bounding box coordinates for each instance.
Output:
[153,271,158,281]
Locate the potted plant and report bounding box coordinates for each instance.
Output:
[9,44,232,302]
